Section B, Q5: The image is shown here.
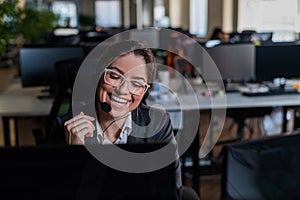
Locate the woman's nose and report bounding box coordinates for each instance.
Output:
[116,80,130,94]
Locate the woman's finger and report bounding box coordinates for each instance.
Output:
[65,117,95,132]
[67,125,94,145]
[64,112,95,126]
[70,123,94,138]
[64,112,96,145]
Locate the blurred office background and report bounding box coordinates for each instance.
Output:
[2,0,300,61]
[2,1,300,199]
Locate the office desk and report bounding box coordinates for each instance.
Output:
[151,90,300,110]
[0,81,52,146]
[151,90,300,142]
[148,90,300,195]
[152,90,300,132]
[2,81,300,194]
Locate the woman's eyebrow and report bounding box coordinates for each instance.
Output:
[107,66,124,74]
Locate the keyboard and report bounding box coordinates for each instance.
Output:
[242,88,299,97]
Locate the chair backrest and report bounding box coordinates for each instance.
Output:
[55,57,84,93]
[45,57,84,143]
[222,131,300,200]
[50,57,84,118]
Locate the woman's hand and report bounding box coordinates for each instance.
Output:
[64,112,95,145]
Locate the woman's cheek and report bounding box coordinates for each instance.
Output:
[130,95,143,110]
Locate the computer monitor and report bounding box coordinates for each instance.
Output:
[204,43,255,82]
[222,132,300,200]
[0,144,179,200]
[255,45,300,82]
[20,46,84,89]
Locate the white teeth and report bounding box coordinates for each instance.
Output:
[111,95,128,104]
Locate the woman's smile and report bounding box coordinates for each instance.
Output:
[111,95,130,104]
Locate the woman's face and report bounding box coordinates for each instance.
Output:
[98,53,148,118]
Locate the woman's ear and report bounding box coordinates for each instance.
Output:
[141,85,151,104]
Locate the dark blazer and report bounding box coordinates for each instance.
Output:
[90,103,182,197]
[53,102,182,199]
[130,103,182,198]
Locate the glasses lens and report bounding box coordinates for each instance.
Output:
[104,70,123,87]
[104,69,148,96]
[128,81,147,95]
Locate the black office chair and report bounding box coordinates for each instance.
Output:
[221,130,300,200]
[33,56,84,144]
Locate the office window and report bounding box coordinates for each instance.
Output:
[238,0,300,33]
[154,2,165,21]
[189,0,208,37]
[154,0,169,28]
[95,0,121,27]
[52,1,78,27]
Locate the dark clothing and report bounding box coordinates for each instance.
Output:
[53,103,182,199]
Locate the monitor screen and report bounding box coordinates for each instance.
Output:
[255,45,300,82]
[204,43,255,82]
[20,46,84,88]
[222,133,300,200]
[0,144,179,200]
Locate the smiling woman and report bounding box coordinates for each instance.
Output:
[63,40,182,199]
[64,40,157,145]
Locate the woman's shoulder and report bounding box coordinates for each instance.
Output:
[138,103,169,116]
[132,103,171,127]
[136,103,171,125]
[130,103,173,143]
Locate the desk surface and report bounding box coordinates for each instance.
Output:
[0,81,52,117]
[148,90,300,111]
[2,82,300,117]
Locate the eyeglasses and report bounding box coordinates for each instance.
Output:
[103,68,150,96]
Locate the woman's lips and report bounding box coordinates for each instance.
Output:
[111,95,129,104]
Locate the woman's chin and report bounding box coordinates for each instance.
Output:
[110,104,130,117]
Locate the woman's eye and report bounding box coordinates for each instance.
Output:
[131,81,144,87]
[109,72,122,79]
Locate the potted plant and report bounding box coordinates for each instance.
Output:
[0,0,22,57]
[0,0,58,67]
[17,7,58,45]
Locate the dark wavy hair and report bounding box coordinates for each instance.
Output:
[95,40,156,109]
[97,40,156,84]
